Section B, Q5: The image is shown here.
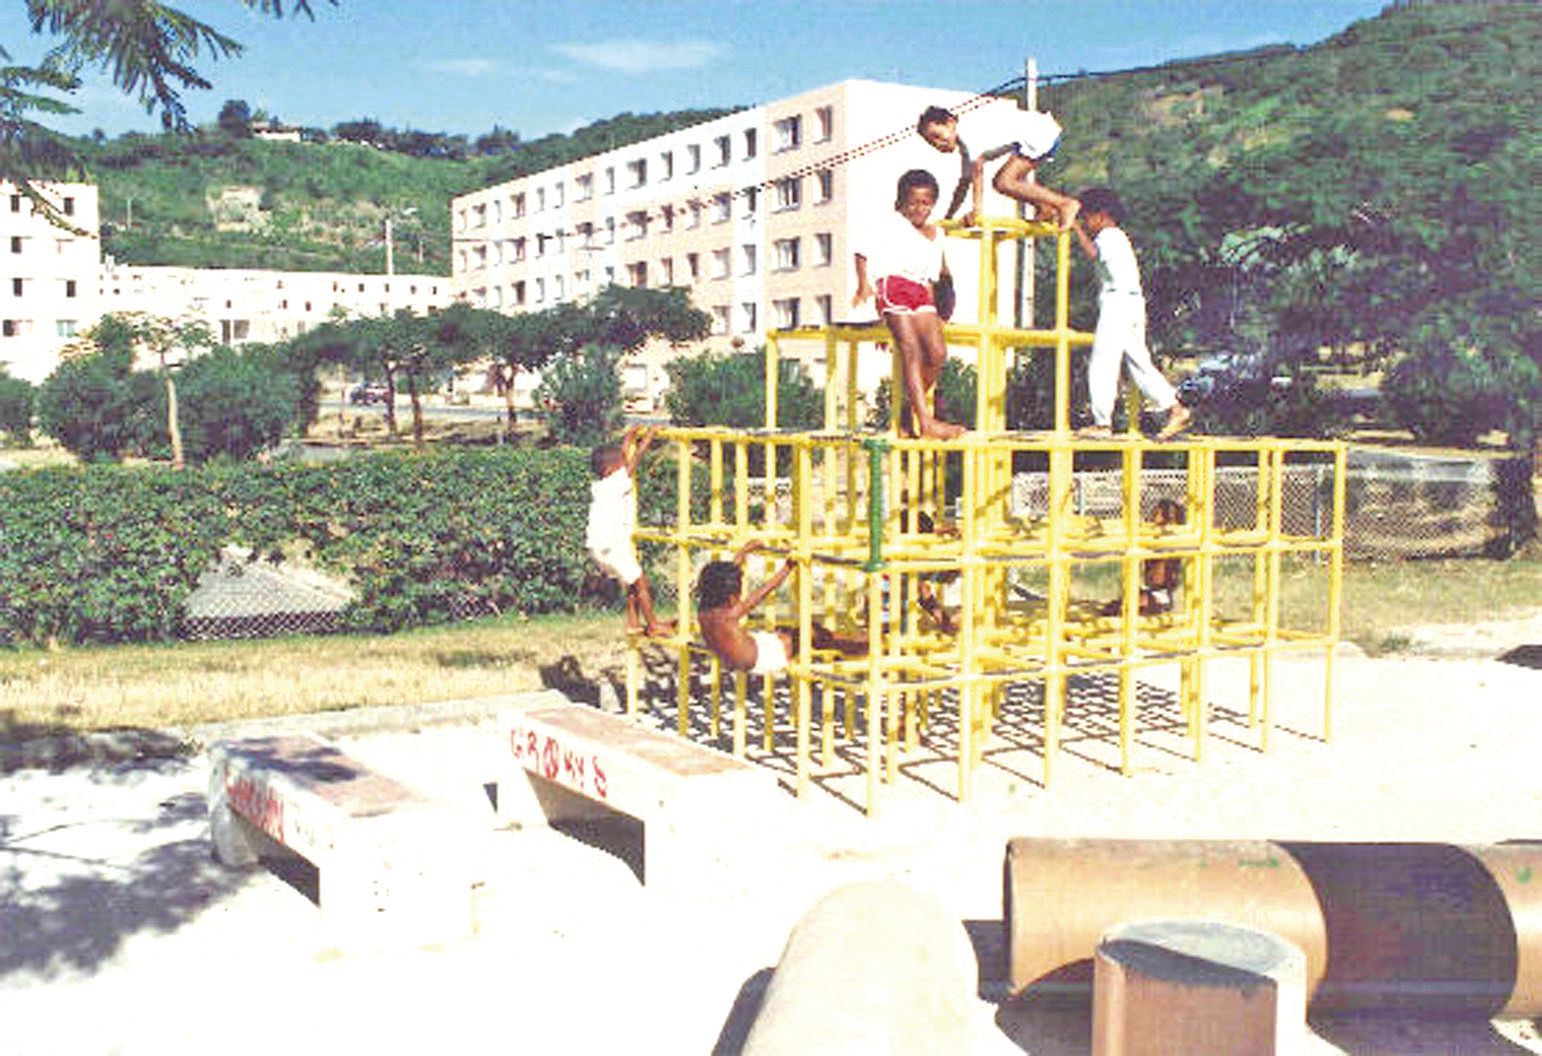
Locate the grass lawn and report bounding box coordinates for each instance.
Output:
[2,556,1538,741]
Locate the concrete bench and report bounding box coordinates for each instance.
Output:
[208,734,477,950]
[497,702,779,891]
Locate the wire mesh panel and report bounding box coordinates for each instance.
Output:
[181,548,352,641]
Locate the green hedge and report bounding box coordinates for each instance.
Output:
[0,448,685,646]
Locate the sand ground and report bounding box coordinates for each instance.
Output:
[2,615,1541,1055]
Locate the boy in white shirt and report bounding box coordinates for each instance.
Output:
[586,425,674,636]
[1072,187,1190,439]
[917,103,1080,230]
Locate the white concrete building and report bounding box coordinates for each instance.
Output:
[0,181,103,382]
[450,80,1034,407]
[99,264,451,348]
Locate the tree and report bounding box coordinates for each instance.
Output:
[177,345,298,461]
[666,349,822,431]
[104,312,214,469]
[537,286,710,446]
[36,334,163,462]
[217,98,252,138]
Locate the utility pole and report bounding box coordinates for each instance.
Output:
[384,215,395,278]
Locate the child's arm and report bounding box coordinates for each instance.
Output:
[1072,219,1098,262]
[734,559,795,618]
[852,253,873,306]
[625,425,659,474]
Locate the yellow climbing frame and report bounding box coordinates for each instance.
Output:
[624,219,1345,815]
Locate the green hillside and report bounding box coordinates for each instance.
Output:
[79,109,736,275]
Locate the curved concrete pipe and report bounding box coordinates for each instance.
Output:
[742,880,980,1055]
[1005,838,1542,1016]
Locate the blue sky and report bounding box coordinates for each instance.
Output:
[1,1,1390,140]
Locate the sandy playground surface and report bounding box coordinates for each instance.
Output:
[3,613,1541,1055]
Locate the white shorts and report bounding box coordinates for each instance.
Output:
[589,542,642,587]
[750,630,789,676]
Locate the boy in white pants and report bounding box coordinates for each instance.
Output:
[1072,187,1190,439]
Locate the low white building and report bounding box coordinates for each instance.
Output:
[0,179,452,383]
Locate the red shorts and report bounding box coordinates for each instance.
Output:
[876,275,935,316]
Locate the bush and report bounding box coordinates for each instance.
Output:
[536,344,623,448]
[0,373,34,444]
[177,346,300,462]
[0,448,691,645]
[665,348,823,430]
[35,347,165,462]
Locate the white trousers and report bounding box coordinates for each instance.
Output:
[1089,295,1177,427]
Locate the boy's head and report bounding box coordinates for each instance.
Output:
[916,106,959,153]
[1078,186,1126,229]
[590,443,624,478]
[895,169,940,222]
[696,560,743,613]
[1151,498,1184,526]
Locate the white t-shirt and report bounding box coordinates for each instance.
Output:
[957,106,1062,162]
[585,468,635,553]
[855,210,944,284]
[1093,226,1144,302]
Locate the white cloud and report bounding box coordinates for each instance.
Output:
[549,39,725,74]
[419,57,500,77]
[533,68,580,84]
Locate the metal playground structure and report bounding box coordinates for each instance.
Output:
[625,217,1346,814]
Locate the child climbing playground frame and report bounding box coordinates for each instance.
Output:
[624,216,1346,815]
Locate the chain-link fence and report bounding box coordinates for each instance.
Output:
[177,451,1530,642]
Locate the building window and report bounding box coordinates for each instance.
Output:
[817,169,834,203]
[774,177,802,212]
[535,188,545,212]
[712,248,731,280]
[57,319,77,337]
[711,305,729,335]
[660,204,675,232]
[774,237,800,271]
[575,174,593,201]
[739,302,757,333]
[627,159,647,188]
[514,237,527,261]
[660,258,674,285]
[742,188,758,217]
[742,128,757,159]
[8,195,20,213]
[815,295,833,326]
[605,217,616,244]
[773,115,802,151]
[686,252,700,282]
[554,276,565,299]
[773,298,800,329]
[626,210,648,240]
[514,280,526,305]
[660,151,674,181]
[534,235,546,258]
[714,134,731,167]
[815,106,834,142]
[604,167,616,194]
[553,183,565,207]
[815,233,834,267]
[740,244,757,276]
[10,278,21,296]
[492,200,503,225]
[535,277,546,303]
[575,269,590,294]
[2,320,18,337]
[513,193,526,217]
[474,244,488,268]
[687,144,701,174]
[9,237,23,253]
[713,193,731,224]
[474,203,487,227]
[576,223,594,249]
[688,201,703,229]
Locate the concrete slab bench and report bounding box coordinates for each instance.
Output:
[497,702,779,891]
[208,734,477,950]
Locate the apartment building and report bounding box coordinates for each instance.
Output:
[99,264,451,349]
[0,181,102,383]
[450,80,1029,405]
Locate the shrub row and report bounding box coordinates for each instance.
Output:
[0,448,684,647]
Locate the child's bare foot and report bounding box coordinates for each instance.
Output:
[918,418,966,440]
[1058,198,1081,231]
[644,620,676,639]
[1156,402,1192,440]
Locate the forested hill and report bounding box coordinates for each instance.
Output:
[79,109,736,275]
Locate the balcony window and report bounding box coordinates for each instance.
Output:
[712,248,730,280]
[773,115,802,151]
[575,174,593,201]
[738,302,757,333]
[817,169,834,203]
[742,128,757,159]
[713,194,731,223]
[627,159,647,188]
[773,298,800,329]
[687,144,701,174]
[815,233,833,267]
[774,237,800,271]
[740,244,757,276]
[711,305,729,335]
[815,106,834,142]
[714,134,731,167]
[774,177,802,212]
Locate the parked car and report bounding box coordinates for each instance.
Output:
[348,382,389,405]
